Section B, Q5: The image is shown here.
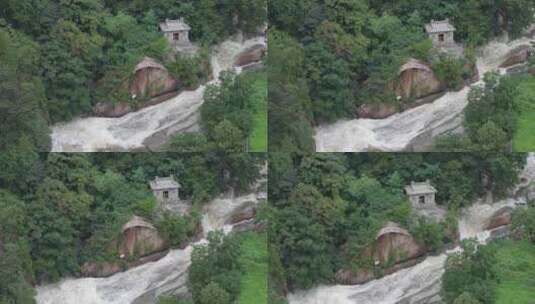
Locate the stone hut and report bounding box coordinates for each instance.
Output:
[150,176,180,206]
[425,19,456,48]
[405,180,437,210]
[159,18,191,46]
[120,215,166,257]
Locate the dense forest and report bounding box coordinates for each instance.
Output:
[268,0,535,152]
[0,152,265,303]
[268,153,526,303]
[0,0,266,153]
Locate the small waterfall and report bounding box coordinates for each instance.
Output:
[315,35,535,152]
[35,189,264,304]
[288,153,535,304]
[50,35,266,152]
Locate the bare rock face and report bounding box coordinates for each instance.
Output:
[93,102,132,118]
[374,222,426,266]
[500,45,532,68]
[358,103,398,119]
[80,216,168,278]
[120,215,167,257]
[486,207,513,230]
[132,57,178,99]
[81,261,122,278]
[335,268,375,285]
[228,201,256,224]
[357,59,446,119]
[234,44,266,67]
[334,222,427,285]
[394,59,445,100]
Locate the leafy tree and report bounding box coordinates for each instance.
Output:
[167,50,211,90]
[40,20,103,122]
[432,55,466,89]
[512,203,535,242]
[165,133,210,152]
[305,24,356,122]
[442,240,498,304]
[158,296,193,304]
[211,120,245,152]
[0,28,50,151]
[200,72,256,150]
[0,243,36,304]
[189,231,242,303]
[453,292,482,304]
[268,30,315,152]
[198,282,231,304]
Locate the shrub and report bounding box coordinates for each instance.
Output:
[199,282,231,304]
[409,39,433,61]
[167,48,211,90]
[432,55,466,89]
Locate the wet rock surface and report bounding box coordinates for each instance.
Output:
[499,45,532,68]
[234,44,266,67]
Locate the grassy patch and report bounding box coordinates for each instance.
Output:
[245,71,267,152]
[491,240,535,304]
[513,76,535,152]
[238,231,268,304]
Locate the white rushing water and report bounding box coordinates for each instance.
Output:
[288,154,535,304]
[35,188,265,304]
[315,35,535,152]
[50,35,266,152]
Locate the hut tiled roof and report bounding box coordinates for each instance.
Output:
[122,215,156,233]
[134,57,166,73]
[425,19,456,34]
[159,18,191,32]
[399,58,432,74]
[150,176,180,190]
[376,222,410,239]
[405,180,437,195]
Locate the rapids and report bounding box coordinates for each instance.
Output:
[288,153,535,304]
[35,187,266,304]
[314,35,535,152]
[50,35,266,152]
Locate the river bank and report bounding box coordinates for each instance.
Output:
[50,35,266,152]
[314,33,535,152]
[287,153,535,304]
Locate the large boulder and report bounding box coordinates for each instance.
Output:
[394,59,445,100]
[500,45,532,68]
[334,222,427,285]
[132,57,178,99]
[228,201,256,224]
[94,57,179,117]
[234,44,266,67]
[80,216,168,277]
[485,207,513,230]
[374,222,426,266]
[120,215,167,257]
